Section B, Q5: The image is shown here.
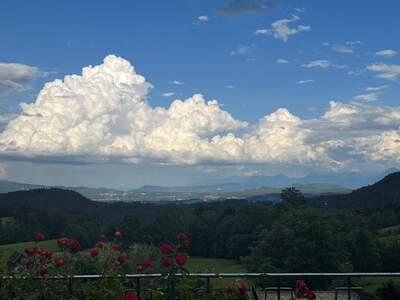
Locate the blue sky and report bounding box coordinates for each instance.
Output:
[0,0,400,188]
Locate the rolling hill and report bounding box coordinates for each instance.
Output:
[314,172,400,209]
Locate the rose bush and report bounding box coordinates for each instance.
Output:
[0,231,246,300]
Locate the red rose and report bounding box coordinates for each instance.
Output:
[68,239,81,253]
[45,250,53,258]
[124,291,138,300]
[182,240,191,248]
[162,256,174,267]
[111,243,120,251]
[39,266,48,277]
[34,246,46,256]
[160,243,173,254]
[238,282,247,294]
[118,253,129,264]
[25,247,34,257]
[175,253,187,266]
[143,258,153,266]
[57,237,69,248]
[90,248,99,258]
[114,231,122,239]
[177,232,188,241]
[306,290,316,300]
[35,233,46,242]
[55,257,65,266]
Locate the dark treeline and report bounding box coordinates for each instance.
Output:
[0,181,400,274]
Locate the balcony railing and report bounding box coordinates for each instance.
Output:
[4,272,400,300]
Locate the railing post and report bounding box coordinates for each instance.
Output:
[206,276,210,294]
[136,277,141,300]
[170,278,175,300]
[277,276,281,300]
[347,276,351,300]
[68,277,73,294]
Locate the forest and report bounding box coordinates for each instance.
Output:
[1,172,400,275]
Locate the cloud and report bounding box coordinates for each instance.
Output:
[367,63,400,80]
[352,92,378,103]
[162,92,175,97]
[302,60,330,68]
[366,85,389,91]
[255,14,310,42]
[225,85,234,89]
[375,49,397,58]
[231,45,253,55]
[332,45,354,54]
[194,15,208,25]
[301,60,346,69]
[254,29,269,35]
[348,69,366,76]
[346,41,362,46]
[0,108,17,125]
[276,58,290,64]
[1,55,400,170]
[198,15,208,22]
[172,80,184,85]
[296,79,314,85]
[217,0,276,15]
[0,63,39,96]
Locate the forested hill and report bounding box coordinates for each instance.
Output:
[313,171,400,209]
[0,188,97,214]
[0,188,164,222]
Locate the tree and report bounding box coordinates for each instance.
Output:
[245,208,349,273]
[280,187,306,208]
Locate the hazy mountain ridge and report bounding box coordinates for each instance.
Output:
[0,179,349,203]
[0,167,397,203]
[194,168,399,190]
[0,171,399,214]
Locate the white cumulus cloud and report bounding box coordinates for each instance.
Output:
[1,55,400,170]
[0,63,39,96]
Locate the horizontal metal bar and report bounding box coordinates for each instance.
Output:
[4,272,400,280]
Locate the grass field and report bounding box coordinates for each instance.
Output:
[187,257,246,273]
[0,240,58,258]
[186,257,249,288]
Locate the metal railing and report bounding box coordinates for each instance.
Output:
[4,272,400,300]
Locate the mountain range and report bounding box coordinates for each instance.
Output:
[0,168,397,202]
[0,171,400,213]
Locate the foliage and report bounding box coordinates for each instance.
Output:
[0,231,251,300]
[376,281,400,300]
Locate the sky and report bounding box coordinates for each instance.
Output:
[0,0,400,189]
